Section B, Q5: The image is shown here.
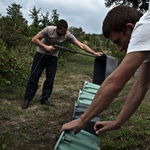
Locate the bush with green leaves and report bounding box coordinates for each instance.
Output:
[0,39,35,90]
[107,42,126,65]
[0,40,15,89]
[57,43,78,69]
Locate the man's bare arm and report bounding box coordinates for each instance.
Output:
[73,40,102,56]
[31,33,55,52]
[60,52,149,135]
[117,62,150,123]
[94,61,150,133]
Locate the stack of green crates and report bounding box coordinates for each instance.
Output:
[54,81,101,149]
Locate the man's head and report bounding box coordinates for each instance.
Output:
[102,5,143,51]
[56,19,68,35]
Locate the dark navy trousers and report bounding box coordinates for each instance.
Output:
[24,52,58,102]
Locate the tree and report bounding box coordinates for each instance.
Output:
[105,39,110,50]
[50,9,59,26]
[105,0,149,12]
[89,34,103,48]
[69,27,85,39]
[78,33,102,48]
[40,12,52,29]
[40,10,59,28]
[0,3,28,47]
[107,42,126,65]
[6,2,26,27]
[29,6,41,27]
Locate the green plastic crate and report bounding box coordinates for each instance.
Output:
[54,130,101,150]
[77,89,95,106]
[83,81,100,94]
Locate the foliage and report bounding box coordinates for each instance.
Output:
[107,41,126,65]
[58,42,79,69]
[28,25,41,37]
[69,27,85,39]
[29,7,59,28]
[78,33,103,49]
[105,39,110,50]
[0,25,28,47]
[50,9,59,26]
[89,34,103,47]
[68,26,103,48]
[40,12,52,29]
[105,0,149,12]
[0,3,28,47]
[0,40,19,89]
[29,6,41,28]
[0,41,10,87]
[98,34,108,46]
[6,2,27,28]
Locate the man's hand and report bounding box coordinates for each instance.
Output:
[94,52,103,56]
[59,118,87,135]
[45,45,55,52]
[31,33,56,52]
[94,121,120,134]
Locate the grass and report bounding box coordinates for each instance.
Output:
[0,50,150,150]
[99,77,150,150]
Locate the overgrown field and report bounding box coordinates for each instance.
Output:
[0,51,150,150]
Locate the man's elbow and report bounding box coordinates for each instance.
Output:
[107,75,126,92]
[31,38,35,43]
[111,83,124,95]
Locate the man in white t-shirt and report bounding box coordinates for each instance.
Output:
[60,6,150,135]
[22,19,102,109]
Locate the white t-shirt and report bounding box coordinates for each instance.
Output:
[127,12,150,63]
[37,26,77,57]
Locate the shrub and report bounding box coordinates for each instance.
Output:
[107,42,126,65]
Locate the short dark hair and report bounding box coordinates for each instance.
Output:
[56,19,68,29]
[102,5,143,38]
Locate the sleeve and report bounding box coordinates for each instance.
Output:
[66,33,77,43]
[39,27,48,38]
[127,13,150,54]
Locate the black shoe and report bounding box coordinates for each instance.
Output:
[41,100,54,106]
[22,100,29,109]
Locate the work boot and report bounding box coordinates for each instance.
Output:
[41,99,54,106]
[22,100,30,109]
